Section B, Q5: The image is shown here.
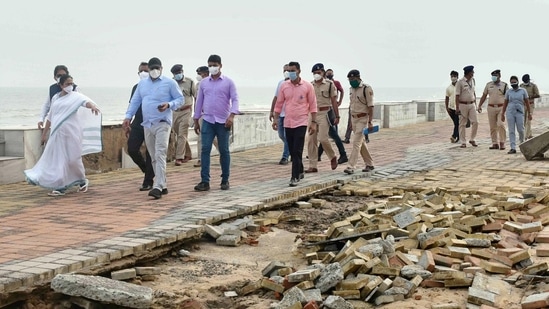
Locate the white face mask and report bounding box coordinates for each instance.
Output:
[196,75,203,82]
[149,69,161,79]
[313,74,323,81]
[63,85,73,93]
[283,71,290,79]
[208,66,220,75]
[139,71,149,80]
[451,77,458,83]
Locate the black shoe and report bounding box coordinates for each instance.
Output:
[139,185,153,191]
[289,178,298,187]
[362,166,375,172]
[194,182,210,191]
[343,138,350,144]
[299,173,304,180]
[220,181,230,190]
[337,156,348,164]
[508,149,517,154]
[278,158,289,165]
[162,188,168,195]
[365,135,370,143]
[148,188,162,199]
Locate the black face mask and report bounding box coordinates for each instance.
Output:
[511,83,519,89]
[326,75,333,80]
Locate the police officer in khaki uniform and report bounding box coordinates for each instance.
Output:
[305,63,339,172]
[477,69,507,150]
[455,65,478,148]
[520,74,540,139]
[171,64,197,165]
[344,69,374,175]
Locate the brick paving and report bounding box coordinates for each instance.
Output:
[0,107,548,295]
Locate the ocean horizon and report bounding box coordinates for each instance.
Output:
[0,86,447,128]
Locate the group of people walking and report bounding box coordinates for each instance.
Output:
[446,65,539,154]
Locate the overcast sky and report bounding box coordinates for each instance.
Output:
[2,0,548,90]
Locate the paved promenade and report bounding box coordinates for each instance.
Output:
[1,108,548,297]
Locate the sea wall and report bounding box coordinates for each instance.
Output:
[2,96,549,184]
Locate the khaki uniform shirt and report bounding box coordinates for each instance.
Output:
[455,77,476,103]
[349,82,374,114]
[312,79,336,109]
[177,77,197,108]
[483,81,507,105]
[520,82,540,102]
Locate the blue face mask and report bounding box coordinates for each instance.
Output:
[174,73,183,81]
[288,71,298,81]
[491,76,498,82]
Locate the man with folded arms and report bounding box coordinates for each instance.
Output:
[455,65,479,148]
[477,69,507,150]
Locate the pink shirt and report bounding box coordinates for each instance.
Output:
[274,79,317,128]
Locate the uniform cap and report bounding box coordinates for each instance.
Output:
[170,64,183,73]
[196,66,208,73]
[522,74,530,83]
[347,69,360,78]
[491,69,500,76]
[463,65,474,73]
[311,63,324,72]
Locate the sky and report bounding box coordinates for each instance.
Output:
[1,0,549,90]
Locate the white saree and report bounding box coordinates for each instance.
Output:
[24,92,102,191]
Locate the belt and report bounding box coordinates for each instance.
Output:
[488,104,503,107]
[352,113,368,118]
[177,105,192,111]
[318,106,331,111]
[460,101,475,104]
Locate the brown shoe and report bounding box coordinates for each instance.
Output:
[330,156,338,170]
[499,142,505,150]
[489,144,499,150]
[469,141,478,147]
[460,144,466,148]
[175,159,184,166]
[181,156,192,163]
[305,168,318,173]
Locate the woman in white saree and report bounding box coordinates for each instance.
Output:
[25,75,102,196]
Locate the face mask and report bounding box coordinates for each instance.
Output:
[326,75,333,80]
[149,69,161,79]
[283,71,289,79]
[174,73,183,81]
[511,83,519,89]
[451,77,458,83]
[313,74,323,81]
[349,80,360,88]
[523,82,529,86]
[196,75,203,82]
[139,71,149,80]
[491,76,498,82]
[209,66,220,75]
[288,72,298,81]
[63,85,73,93]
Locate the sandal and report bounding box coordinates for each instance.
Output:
[48,190,65,196]
[78,179,89,193]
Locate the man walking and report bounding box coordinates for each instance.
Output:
[170,64,196,165]
[343,70,375,175]
[520,74,540,139]
[193,55,240,191]
[272,61,317,187]
[477,69,507,150]
[305,63,339,173]
[125,61,155,191]
[445,70,460,144]
[269,64,291,165]
[455,65,478,148]
[123,57,184,199]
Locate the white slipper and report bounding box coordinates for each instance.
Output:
[78,179,89,193]
[48,190,65,196]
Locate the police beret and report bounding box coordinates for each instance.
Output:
[463,65,474,73]
[196,66,208,73]
[148,57,162,67]
[311,63,324,72]
[347,69,360,78]
[491,69,501,75]
[522,74,530,83]
[170,64,183,73]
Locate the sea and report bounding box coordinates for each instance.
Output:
[0,86,444,128]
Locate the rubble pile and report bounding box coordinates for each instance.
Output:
[239,182,549,309]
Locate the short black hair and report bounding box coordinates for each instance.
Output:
[54,65,69,76]
[208,54,222,64]
[288,61,300,70]
[450,70,459,77]
[139,61,148,67]
[510,75,519,82]
[58,74,72,85]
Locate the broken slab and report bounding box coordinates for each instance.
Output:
[519,130,549,160]
[51,274,153,309]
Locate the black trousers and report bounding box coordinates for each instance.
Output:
[318,124,347,159]
[284,126,306,180]
[127,124,155,186]
[448,108,459,140]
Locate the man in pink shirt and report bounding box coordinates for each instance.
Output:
[272,61,317,187]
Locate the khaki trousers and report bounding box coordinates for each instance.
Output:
[458,103,478,144]
[525,101,535,138]
[307,111,336,168]
[348,116,373,169]
[172,109,192,159]
[487,105,506,144]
